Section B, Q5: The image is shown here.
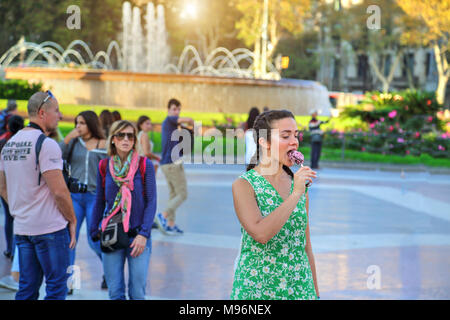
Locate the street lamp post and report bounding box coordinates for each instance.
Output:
[261,0,269,78]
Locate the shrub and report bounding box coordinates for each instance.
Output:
[0,79,43,100]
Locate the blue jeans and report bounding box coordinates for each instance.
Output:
[70,192,102,267]
[102,237,152,300]
[15,228,70,300]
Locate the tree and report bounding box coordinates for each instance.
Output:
[0,0,123,59]
[235,0,311,76]
[342,0,415,93]
[275,32,319,80]
[397,0,450,105]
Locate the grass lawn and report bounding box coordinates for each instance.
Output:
[1,99,323,127]
[6,99,448,169]
[58,121,450,168]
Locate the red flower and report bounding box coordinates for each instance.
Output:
[427,100,432,106]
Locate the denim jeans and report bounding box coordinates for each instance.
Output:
[310,141,323,169]
[102,236,152,300]
[70,192,102,267]
[15,227,70,300]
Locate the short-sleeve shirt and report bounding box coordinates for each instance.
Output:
[160,115,180,165]
[0,129,67,236]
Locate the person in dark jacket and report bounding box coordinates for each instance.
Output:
[308,110,331,169]
[90,120,157,300]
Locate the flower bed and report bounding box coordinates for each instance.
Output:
[323,90,450,159]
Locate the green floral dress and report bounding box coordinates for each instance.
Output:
[231,169,318,300]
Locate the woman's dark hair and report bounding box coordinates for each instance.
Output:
[76,110,105,140]
[137,115,150,132]
[246,110,296,178]
[246,107,260,131]
[7,115,24,134]
[112,110,122,121]
[99,110,114,137]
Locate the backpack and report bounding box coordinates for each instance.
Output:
[35,133,48,185]
[98,156,147,200]
[0,111,9,135]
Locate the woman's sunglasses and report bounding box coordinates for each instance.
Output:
[114,132,135,141]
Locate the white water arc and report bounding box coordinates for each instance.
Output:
[0,1,280,80]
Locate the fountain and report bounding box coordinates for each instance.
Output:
[0,1,331,115]
[0,2,280,80]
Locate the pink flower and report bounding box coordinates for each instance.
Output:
[388,110,397,118]
[361,147,366,151]
[427,116,433,123]
[389,125,394,132]
[415,132,420,139]
[438,145,445,151]
[397,138,405,143]
[380,117,385,122]
[406,150,410,155]
[369,123,375,129]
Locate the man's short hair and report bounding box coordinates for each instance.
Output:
[167,98,181,110]
[27,92,50,117]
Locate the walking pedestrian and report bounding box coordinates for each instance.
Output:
[90,120,157,300]
[137,115,161,174]
[308,110,330,169]
[0,91,77,300]
[155,99,193,236]
[0,115,24,260]
[59,110,108,292]
[231,110,320,300]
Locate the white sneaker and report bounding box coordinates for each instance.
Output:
[0,275,19,291]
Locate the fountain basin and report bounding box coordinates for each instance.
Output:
[4,67,331,115]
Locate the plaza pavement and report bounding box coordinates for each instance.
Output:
[1,160,449,300]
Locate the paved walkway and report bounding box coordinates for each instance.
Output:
[1,163,449,300]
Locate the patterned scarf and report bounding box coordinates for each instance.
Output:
[101,150,139,233]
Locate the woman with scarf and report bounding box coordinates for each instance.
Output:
[90,120,157,300]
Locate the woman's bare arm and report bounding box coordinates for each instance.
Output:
[232,178,303,245]
[305,192,320,298]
